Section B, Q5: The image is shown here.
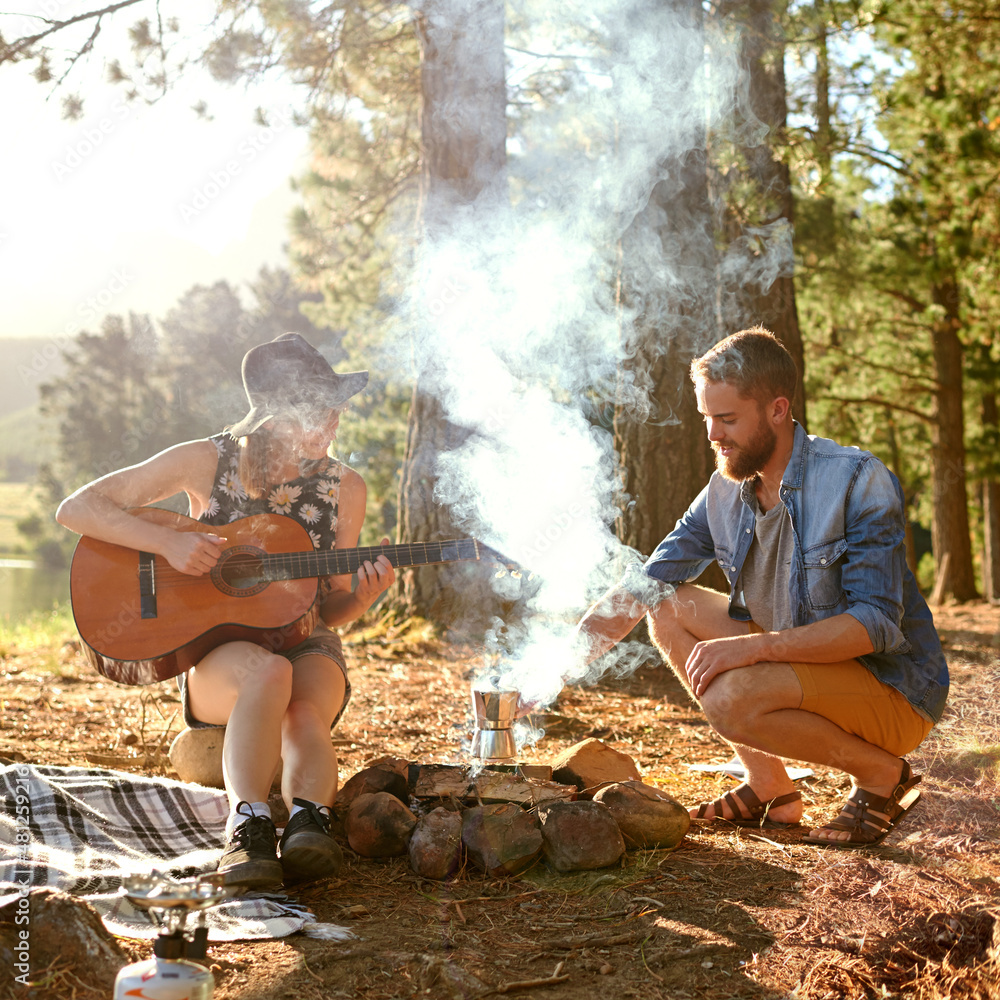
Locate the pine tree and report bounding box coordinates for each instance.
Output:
[788,0,1000,601]
[396,0,508,621]
[612,0,718,560]
[713,0,807,421]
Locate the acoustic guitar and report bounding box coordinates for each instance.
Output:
[69,507,496,685]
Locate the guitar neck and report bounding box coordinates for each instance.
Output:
[262,539,481,581]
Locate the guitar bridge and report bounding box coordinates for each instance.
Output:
[138,551,158,619]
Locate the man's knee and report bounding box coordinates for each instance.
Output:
[699,671,743,734]
[701,664,802,744]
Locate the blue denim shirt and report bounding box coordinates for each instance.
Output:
[643,423,949,723]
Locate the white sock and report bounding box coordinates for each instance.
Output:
[227,800,271,837]
[289,799,332,821]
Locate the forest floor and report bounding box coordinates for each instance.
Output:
[1,602,999,1000]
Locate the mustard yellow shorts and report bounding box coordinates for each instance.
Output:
[748,625,934,756]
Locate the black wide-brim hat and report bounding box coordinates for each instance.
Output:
[227,333,369,438]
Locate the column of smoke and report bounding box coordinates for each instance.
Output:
[392,0,791,722]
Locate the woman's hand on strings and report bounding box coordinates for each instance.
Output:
[163,530,227,576]
[354,538,396,608]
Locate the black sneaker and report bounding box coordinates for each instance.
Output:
[217,803,282,889]
[279,798,343,882]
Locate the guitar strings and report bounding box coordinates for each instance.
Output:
[137,540,479,587]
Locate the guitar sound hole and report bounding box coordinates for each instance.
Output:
[212,547,269,598]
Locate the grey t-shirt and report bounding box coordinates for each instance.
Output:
[740,495,795,632]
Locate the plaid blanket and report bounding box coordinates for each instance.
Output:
[0,764,352,942]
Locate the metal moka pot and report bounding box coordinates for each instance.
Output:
[470,687,519,761]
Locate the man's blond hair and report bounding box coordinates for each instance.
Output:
[690,326,797,405]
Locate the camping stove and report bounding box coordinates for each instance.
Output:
[470,686,520,761]
[112,872,231,1000]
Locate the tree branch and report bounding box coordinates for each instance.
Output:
[881,288,928,313]
[1,0,150,62]
[52,17,103,89]
[846,140,911,177]
[815,395,933,424]
[829,347,940,389]
[505,44,590,61]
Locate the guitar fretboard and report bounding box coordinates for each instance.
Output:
[260,539,481,581]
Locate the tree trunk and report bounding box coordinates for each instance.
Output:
[613,1,724,589]
[714,0,807,427]
[613,143,718,557]
[812,2,836,240]
[397,0,507,621]
[981,389,1000,604]
[929,278,978,602]
[884,407,918,574]
[614,347,717,561]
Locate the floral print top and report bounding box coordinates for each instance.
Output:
[198,433,343,553]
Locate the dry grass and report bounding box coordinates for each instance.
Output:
[1,602,998,999]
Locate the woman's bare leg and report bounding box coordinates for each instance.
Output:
[279,653,346,809]
[186,641,292,809]
[274,653,347,879]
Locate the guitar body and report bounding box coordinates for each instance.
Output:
[70,509,321,685]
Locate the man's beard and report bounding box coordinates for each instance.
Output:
[713,416,777,482]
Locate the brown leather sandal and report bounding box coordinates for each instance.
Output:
[802,760,922,849]
[693,783,802,829]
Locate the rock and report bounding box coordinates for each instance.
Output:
[461,802,543,877]
[592,781,690,850]
[0,888,125,992]
[345,792,417,857]
[408,807,464,881]
[365,755,415,778]
[169,727,280,790]
[537,800,625,872]
[169,727,226,788]
[337,763,410,815]
[549,738,641,795]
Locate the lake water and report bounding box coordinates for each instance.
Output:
[0,559,71,623]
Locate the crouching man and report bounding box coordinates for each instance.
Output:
[575,327,948,848]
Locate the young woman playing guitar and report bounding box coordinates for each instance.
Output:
[56,333,396,889]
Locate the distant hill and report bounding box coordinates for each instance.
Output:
[0,337,69,420]
[0,406,58,480]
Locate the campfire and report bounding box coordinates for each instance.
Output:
[335,700,691,879]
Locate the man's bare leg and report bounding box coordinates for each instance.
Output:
[647,586,803,824]
[646,585,908,839]
[699,666,909,841]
